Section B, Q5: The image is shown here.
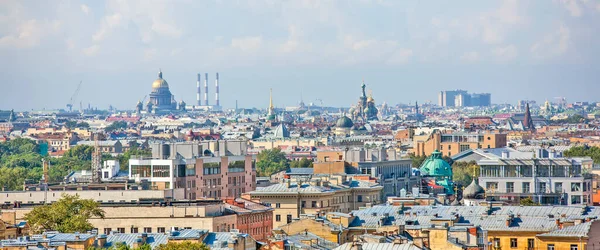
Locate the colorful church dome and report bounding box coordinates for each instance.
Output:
[419,150,452,177]
[152,70,169,89]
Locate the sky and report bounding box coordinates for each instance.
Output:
[1,0,600,111]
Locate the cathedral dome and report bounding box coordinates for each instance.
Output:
[336,116,354,128]
[419,150,452,177]
[152,70,169,89]
[463,178,485,199]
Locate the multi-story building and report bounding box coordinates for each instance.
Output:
[439,90,491,107]
[27,132,78,152]
[414,130,507,157]
[130,155,256,200]
[224,198,273,241]
[12,203,237,235]
[313,150,418,198]
[246,176,383,228]
[478,157,593,205]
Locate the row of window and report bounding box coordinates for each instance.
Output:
[102,226,188,235]
[481,165,581,178]
[486,181,586,194]
[240,214,271,224]
[493,238,579,250]
[275,214,293,223]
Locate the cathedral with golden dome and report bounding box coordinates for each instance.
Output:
[146,70,177,113]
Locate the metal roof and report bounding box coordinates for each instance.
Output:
[538,221,592,238]
[105,233,168,249]
[333,242,421,250]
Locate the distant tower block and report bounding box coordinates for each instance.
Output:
[196,73,201,106]
[204,73,209,106]
[215,72,220,107]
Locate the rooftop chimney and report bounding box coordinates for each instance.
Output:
[196,73,201,106]
[215,72,220,107]
[204,73,209,106]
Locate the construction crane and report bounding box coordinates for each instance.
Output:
[67,81,82,112]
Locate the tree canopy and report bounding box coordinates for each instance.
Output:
[519,197,540,206]
[155,242,210,250]
[256,148,289,177]
[452,161,480,187]
[563,146,600,165]
[289,157,313,169]
[25,194,105,233]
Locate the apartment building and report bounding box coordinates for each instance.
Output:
[414,130,507,157]
[478,157,593,205]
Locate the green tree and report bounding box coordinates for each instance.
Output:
[87,243,152,250]
[452,161,480,187]
[290,157,314,168]
[519,197,540,206]
[63,145,94,161]
[256,148,289,177]
[117,148,152,171]
[155,242,210,250]
[409,153,427,168]
[564,146,600,165]
[24,194,105,233]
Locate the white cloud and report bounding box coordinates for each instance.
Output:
[81,4,90,15]
[231,36,263,52]
[143,48,157,61]
[431,17,442,27]
[560,0,582,17]
[531,23,570,59]
[437,30,450,43]
[482,24,502,44]
[0,19,61,49]
[492,45,518,61]
[386,48,413,64]
[460,51,480,62]
[92,13,122,42]
[280,25,301,53]
[82,44,99,56]
[596,3,600,12]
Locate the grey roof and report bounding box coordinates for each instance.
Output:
[348,204,600,231]
[105,233,168,249]
[538,222,592,238]
[478,158,573,166]
[251,180,380,195]
[251,182,342,194]
[167,229,207,240]
[203,232,252,250]
[286,168,314,175]
[284,232,339,250]
[333,242,421,250]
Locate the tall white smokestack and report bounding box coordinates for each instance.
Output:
[196,73,201,106]
[215,72,220,107]
[204,73,209,106]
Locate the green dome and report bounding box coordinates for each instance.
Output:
[336,116,354,128]
[419,150,452,177]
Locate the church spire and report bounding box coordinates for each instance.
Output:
[158,69,163,79]
[523,102,534,130]
[268,88,274,116]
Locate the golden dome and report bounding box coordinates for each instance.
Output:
[152,70,169,89]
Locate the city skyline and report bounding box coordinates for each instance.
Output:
[2,0,600,110]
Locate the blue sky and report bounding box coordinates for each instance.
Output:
[1,0,600,110]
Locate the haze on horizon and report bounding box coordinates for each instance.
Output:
[2,0,600,111]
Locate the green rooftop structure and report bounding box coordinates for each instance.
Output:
[419,150,454,194]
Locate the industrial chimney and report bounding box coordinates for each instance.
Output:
[196,73,201,106]
[215,72,220,107]
[204,73,209,106]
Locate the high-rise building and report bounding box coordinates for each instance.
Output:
[439,90,491,107]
